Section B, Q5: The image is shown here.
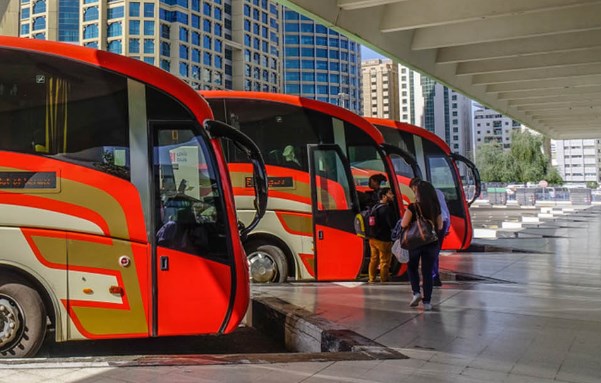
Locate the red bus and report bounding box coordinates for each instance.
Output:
[201,91,420,283]
[0,37,267,357]
[367,118,481,250]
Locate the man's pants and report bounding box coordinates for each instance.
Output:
[433,220,450,278]
[368,238,392,282]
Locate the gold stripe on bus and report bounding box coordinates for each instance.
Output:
[67,239,148,335]
[278,213,313,236]
[29,233,148,336]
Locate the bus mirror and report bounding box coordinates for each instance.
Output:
[237,220,248,242]
[450,152,481,206]
[204,119,268,237]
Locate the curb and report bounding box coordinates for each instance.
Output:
[250,296,406,360]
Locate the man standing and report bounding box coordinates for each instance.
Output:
[409,178,450,287]
[368,187,397,283]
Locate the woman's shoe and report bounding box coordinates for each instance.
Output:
[423,302,432,311]
[409,293,422,307]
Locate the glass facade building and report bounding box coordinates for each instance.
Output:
[420,77,473,159]
[15,0,283,92]
[282,9,361,114]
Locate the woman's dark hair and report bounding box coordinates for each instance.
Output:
[415,181,441,222]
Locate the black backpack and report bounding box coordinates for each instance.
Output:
[354,203,384,238]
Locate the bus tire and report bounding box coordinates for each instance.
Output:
[0,275,47,358]
[247,244,288,283]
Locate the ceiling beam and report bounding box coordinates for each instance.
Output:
[457,48,601,75]
[509,94,601,106]
[337,0,404,11]
[436,30,601,63]
[486,75,601,92]
[539,122,601,128]
[498,85,601,100]
[382,0,601,33]
[532,109,601,118]
[411,3,601,50]
[519,101,600,112]
[471,63,601,84]
[535,116,601,123]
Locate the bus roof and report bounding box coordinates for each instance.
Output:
[365,117,452,156]
[200,91,384,144]
[0,36,213,122]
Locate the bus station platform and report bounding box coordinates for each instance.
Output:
[3,205,601,382]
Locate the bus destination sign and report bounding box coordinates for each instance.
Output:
[245,176,293,188]
[0,171,57,189]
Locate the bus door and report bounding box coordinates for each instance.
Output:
[381,143,423,208]
[308,144,363,281]
[151,122,233,336]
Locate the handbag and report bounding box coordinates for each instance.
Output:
[401,203,438,250]
[392,239,409,263]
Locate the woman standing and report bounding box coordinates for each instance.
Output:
[400,180,443,311]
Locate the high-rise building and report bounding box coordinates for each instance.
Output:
[360,60,423,125]
[10,0,283,92]
[361,58,399,120]
[0,0,20,36]
[421,78,473,159]
[473,106,523,152]
[282,9,362,114]
[231,0,282,92]
[553,139,601,184]
[398,65,423,126]
[360,59,472,158]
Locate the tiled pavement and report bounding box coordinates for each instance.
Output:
[2,206,601,382]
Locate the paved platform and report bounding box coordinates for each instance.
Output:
[2,206,601,382]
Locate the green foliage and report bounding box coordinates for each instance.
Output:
[475,130,563,184]
[587,181,599,189]
[546,167,564,186]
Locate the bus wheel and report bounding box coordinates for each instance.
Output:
[0,276,47,358]
[247,244,288,283]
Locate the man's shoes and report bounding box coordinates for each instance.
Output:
[433,276,442,287]
[409,293,422,307]
[423,303,432,311]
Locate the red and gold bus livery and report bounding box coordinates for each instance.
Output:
[0,37,267,357]
[367,118,481,250]
[202,91,420,283]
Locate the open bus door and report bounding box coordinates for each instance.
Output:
[450,153,481,206]
[150,120,266,336]
[308,144,363,281]
[381,143,423,207]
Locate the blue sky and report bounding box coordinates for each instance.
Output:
[361,46,385,60]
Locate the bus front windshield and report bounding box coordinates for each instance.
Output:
[377,124,464,218]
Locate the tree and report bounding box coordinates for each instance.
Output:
[475,142,506,182]
[475,130,563,184]
[510,130,547,183]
